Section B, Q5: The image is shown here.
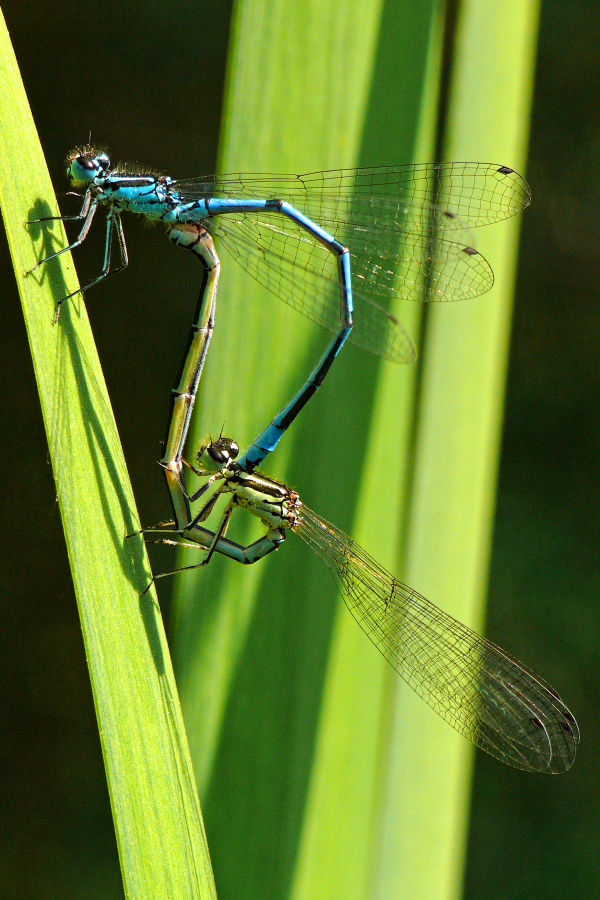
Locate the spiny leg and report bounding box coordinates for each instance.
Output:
[185,477,226,527]
[27,188,93,242]
[160,225,220,529]
[198,501,235,567]
[26,191,130,322]
[52,210,129,322]
[132,516,286,583]
[26,191,98,275]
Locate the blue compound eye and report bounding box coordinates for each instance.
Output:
[69,153,110,184]
[69,156,96,183]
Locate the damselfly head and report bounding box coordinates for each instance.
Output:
[66,145,110,185]
[197,436,240,473]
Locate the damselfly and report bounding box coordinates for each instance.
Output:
[140,434,578,774]
[28,147,529,526]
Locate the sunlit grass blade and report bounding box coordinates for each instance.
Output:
[171,2,433,900]
[374,2,542,899]
[0,12,217,899]
[169,2,541,900]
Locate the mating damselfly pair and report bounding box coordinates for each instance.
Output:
[27,145,578,773]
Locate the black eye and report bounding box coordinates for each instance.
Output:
[228,441,240,459]
[96,153,110,171]
[208,446,226,464]
[75,156,96,171]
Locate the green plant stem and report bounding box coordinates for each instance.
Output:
[0,12,217,900]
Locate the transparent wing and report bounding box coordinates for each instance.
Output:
[206,214,414,362]
[294,505,578,773]
[204,211,492,362]
[174,162,531,234]
[176,162,528,363]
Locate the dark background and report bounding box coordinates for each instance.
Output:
[465,2,600,894]
[0,1,598,898]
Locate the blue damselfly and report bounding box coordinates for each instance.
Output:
[29,147,529,530]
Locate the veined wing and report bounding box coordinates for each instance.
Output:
[207,213,414,362]
[174,162,530,235]
[293,505,578,773]
[204,212,493,362]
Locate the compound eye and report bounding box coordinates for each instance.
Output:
[96,153,110,171]
[69,153,103,185]
[75,156,96,171]
[197,443,227,474]
[227,441,240,460]
[207,446,226,465]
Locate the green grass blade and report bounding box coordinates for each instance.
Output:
[170,1,540,899]
[0,13,216,900]
[374,2,542,899]
[290,10,446,900]
[174,0,390,804]
[171,2,436,900]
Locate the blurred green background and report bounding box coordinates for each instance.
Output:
[0,0,598,898]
